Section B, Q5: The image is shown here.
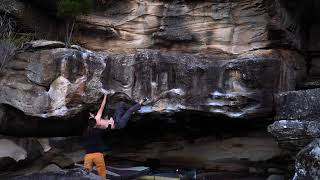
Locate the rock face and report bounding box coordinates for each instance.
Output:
[268,88,320,151]
[274,88,320,121]
[268,120,320,151]
[0,41,305,123]
[75,0,302,54]
[0,0,306,128]
[0,41,107,118]
[0,136,44,171]
[1,0,318,179]
[293,139,320,180]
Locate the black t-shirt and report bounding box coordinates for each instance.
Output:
[84,128,105,154]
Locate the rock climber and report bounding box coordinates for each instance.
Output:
[83,92,147,179]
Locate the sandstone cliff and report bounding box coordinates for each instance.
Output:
[1,0,320,179]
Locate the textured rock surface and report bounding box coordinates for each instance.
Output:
[274,88,320,121]
[268,120,320,151]
[0,136,44,171]
[293,139,320,180]
[75,0,302,54]
[0,0,317,179]
[0,42,305,122]
[11,168,102,180]
[0,42,107,118]
[0,139,27,161]
[269,88,320,151]
[0,0,306,127]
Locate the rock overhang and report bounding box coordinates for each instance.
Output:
[0,41,304,120]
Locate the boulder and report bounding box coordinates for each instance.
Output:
[0,43,305,122]
[0,136,44,172]
[0,38,306,136]
[268,120,320,150]
[0,139,27,162]
[0,136,44,162]
[0,46,107,118]
[293,139,320,180]
[269,88,320,151]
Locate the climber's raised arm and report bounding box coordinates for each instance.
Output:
[95,95,107,123]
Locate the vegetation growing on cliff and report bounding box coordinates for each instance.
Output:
[0,12,15,73]
[0,40,15,73]
[56,0,93,46]
[0,6,40,48]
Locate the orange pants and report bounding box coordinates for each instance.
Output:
[84,152,106,179]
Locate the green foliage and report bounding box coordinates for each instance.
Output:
[9,32,41,48]
[57,0,93,18]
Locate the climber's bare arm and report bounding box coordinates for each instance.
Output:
[95,95,107,123]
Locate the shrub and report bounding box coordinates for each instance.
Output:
[0,13,15,39]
